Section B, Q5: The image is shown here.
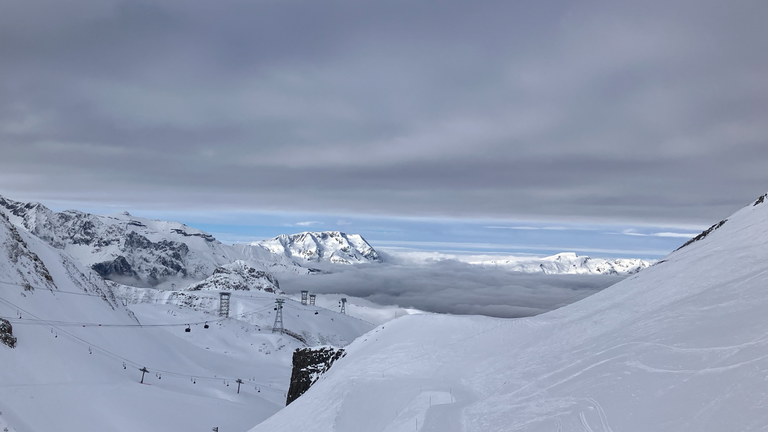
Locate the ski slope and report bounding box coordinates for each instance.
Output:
[0,214,373,432]
[251,194,768,432]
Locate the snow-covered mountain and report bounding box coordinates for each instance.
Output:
[476,252,651,275]
[186,260,281,293]
[257,231,381,266]
[0,197,383,287]
[250,192,768,432]
[0,212,123,310]
[0,210,373,431]
[0,196,240,287]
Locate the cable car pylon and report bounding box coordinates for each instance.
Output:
[272,299,285,334]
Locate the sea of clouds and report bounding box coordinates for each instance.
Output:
[278,251,625,318]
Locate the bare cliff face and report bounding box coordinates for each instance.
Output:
[0,318,16,349]
[285,346,346,406]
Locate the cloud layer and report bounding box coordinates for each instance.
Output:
[1,0,767,225]
[277,259,624,318]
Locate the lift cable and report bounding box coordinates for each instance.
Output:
[0,294,287,393]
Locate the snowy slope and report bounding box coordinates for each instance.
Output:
[0,213,373,432]
[250,193,768,432]
[257,232,381,266]
[232,243,319,275]
[476,252,651,275]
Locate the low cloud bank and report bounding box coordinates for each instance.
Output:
[277,259,624,318]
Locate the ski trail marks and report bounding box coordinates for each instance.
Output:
[577,398,613,432]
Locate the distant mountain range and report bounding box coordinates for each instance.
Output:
[0,196,650,291]
[0,196,380,289]
[474,252,650,275]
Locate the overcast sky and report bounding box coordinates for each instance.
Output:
[1,0,767,256]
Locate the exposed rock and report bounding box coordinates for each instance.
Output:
[754,193,767,206]
[0,318,17,349]
[91,256,138,280]
[170,228,216,242]
[676,219,728,251]
[286,347,345,405]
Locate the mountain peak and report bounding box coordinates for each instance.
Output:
[545,252,580,260]
[258,231,381,265]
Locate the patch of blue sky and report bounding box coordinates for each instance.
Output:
[46,203,703,260]
[163,213,701,260]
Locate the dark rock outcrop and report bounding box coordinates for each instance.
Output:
[754,193,767,206]
[171,228,216,242]
[0,318,17,348]
[286,347,345,406]
[92,256,138,280]
[676,219,728,251]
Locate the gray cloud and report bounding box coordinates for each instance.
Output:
[276,259,624,318]
[1,0,767,225]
